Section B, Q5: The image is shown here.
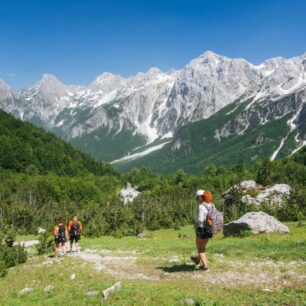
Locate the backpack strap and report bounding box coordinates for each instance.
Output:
[202,203,211,226]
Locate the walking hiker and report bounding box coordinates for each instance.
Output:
[53,218,69,257]
[68,215,83,253]
[192,190,214,271]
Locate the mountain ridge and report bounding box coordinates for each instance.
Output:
[1,51,306,170]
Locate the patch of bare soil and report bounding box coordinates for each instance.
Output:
[71,249,306,287]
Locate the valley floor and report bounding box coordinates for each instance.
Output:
[1,223,305,305]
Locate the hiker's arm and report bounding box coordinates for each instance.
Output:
[198,206,205,224]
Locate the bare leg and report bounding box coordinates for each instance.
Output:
[55,242,59,257]
[196,238,209,268]
[62,242,66,255]
[75,242,79,252]
[70,240,73,252]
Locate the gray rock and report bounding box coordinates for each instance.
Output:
[183,298,195,305]
[224,182,291,207]
[44,285,54,293]
[223,211,289,237]
[37,227,46,234]
[120,183,140,204]
[239,180,258,190]
[70,273,76,280]
[14,240,39,248]
[137,232,146,239]
[255,184,291,206]
[102,282,122,299]
[241,194,258,205]
[137,232,151,239]
[262,288,273,292]
[19,287,33,295]
[86,290,100,297]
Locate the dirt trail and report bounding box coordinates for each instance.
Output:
[60,248,306,287]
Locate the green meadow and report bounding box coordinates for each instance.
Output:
[0,223,305,306]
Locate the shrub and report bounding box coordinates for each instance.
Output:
[0,244,27,277]
[36,232,54,255]
[0,260,7,277]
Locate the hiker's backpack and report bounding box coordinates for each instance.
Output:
[55,224,66,241]
[71,221,80,236]
[204,203,224,234]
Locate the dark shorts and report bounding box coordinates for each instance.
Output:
[196,227,213,239]
[70,235,80,243]
[55,238,66,244]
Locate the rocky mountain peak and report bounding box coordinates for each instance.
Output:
[0,79,12,100]
[34,73,67,97]
[90,72,125,92]
[0,51,305,164]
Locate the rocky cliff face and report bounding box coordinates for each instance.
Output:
[1,51,306,162]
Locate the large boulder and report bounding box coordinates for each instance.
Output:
[254,184,291,205]
[223,211,289,237]
[223,181,291,207]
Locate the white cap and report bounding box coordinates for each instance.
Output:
[196,189,205,197]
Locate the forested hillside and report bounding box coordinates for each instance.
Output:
[0,109,305,238]
[0,110,115,176]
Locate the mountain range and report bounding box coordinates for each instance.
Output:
[1,51,305,173]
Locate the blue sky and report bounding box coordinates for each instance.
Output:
[0,0,306,89]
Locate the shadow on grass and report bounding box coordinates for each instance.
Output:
[156,263,196,273]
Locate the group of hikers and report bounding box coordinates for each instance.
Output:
[53,215,83,257]
[52,190,223,271]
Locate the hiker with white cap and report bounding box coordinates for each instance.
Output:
[191,189,214,271]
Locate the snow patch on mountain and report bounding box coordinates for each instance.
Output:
[1,51,306,162]
[111,141,171,164]
[270,136,288,161]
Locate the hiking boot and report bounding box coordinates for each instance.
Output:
[190,256,200,265]
[199,265,209,271]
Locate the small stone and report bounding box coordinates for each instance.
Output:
[183,298,195,305]
[19,287,33,295]
[44,285,54,293]
[285,271,295,277]
[262,288,273,292]
[86,290,100,297]
[70,273,76,280]
[102,282,122,299]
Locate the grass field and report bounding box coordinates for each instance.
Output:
[0,223,305,305]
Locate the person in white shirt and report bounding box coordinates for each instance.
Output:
[192,189,213,271]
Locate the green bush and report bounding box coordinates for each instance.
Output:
[0,260,7,278]
[36,232,54,255]
[0,148,305,239]
[0,244,27,277]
